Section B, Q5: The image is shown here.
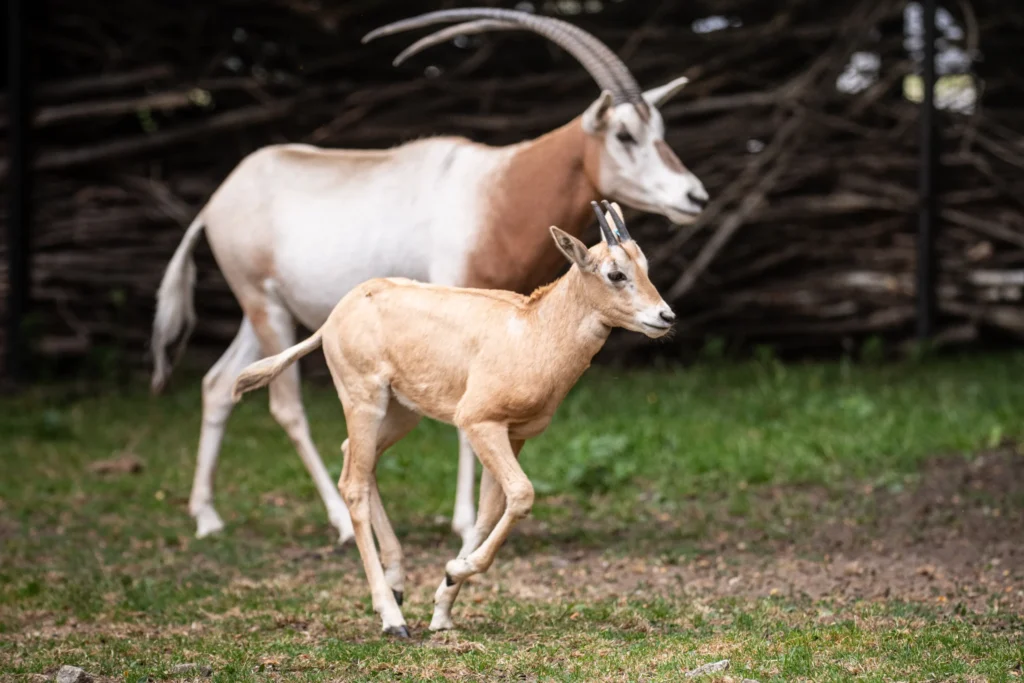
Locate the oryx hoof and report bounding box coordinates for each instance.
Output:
[429,612,455,632]
[193,507,225,539]
[384,624,411,639]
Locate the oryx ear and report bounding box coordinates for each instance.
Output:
[550,226,594,271]
[642,75,690,108]
[581,90,614,134]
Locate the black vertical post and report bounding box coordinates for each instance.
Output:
[916,0,937,340]
[6,0,34,382]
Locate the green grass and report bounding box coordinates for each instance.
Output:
[2,597,1021,682]
[2,352,1023,681]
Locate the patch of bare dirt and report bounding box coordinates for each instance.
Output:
[8,449,1017,657]
[400,447,1024,614]
[10,447,1017,651]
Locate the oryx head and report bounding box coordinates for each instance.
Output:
[364,8,709,225]
[550,200,675,337]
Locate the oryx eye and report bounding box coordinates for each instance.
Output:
[615,129,636,145]
[608,271,627,283]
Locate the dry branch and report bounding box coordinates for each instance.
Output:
[1,0,1022,367]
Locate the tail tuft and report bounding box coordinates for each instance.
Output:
[151,217,205,394]
[231,329,325,402]
[231,357,284,402]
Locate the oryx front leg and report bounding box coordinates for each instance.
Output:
[190,317,261,538]
[447,428,532,582]
[431,467,507,631]
[431,425,530,631]
[451,430,478,545]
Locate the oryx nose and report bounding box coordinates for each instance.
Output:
[687,191,708,210]
[659,310,676,324]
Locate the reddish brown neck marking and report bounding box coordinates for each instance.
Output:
[463,118,603,295]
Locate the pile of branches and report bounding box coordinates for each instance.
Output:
[1,0,1023,370]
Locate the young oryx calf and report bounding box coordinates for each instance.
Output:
[231,201,674,636]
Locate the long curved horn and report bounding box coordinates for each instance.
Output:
[392,20,514,66]
[601,200,632,242]
[591,201,619,245]
[363,9,644,105]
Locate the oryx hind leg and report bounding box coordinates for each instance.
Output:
[249,292,355,544]
[342,398,421,606]
[338,390,410,636]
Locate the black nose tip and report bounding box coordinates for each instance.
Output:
[687,191,708,210]
[660,310,676,324]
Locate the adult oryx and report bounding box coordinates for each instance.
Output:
[151,8,708,545]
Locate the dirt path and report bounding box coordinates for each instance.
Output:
[358,446,1024,615]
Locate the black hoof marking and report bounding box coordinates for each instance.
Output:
[393,590,404,606]
[384,625,411,639]
[445,573,456,587]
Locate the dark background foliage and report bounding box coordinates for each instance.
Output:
[1,0,1022,376]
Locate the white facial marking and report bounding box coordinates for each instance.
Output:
[587,91,709,226]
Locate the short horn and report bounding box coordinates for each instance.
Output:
[601,200,631,242]
[591,200,619,245]
[364,8,644,105]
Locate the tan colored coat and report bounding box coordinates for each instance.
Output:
[232,205,674,636]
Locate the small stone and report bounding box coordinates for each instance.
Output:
[685,659,730,678]
[171,663,212,677]
[55,666,92,683]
